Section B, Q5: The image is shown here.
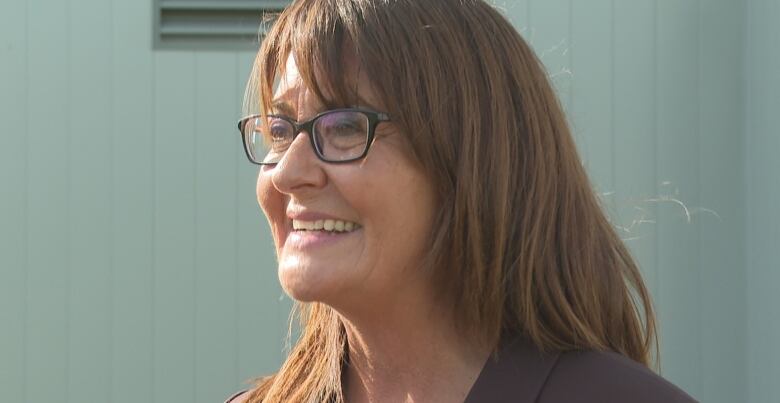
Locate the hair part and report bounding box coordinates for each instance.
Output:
[245,1,657,401]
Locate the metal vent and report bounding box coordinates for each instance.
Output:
[154,0,289,50]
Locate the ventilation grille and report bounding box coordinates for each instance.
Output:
[154,0,289,50]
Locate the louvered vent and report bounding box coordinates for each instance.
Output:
[154,0,289,50]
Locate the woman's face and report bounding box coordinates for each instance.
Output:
[256,55,438,309]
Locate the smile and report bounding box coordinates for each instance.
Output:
[292,219,361,233]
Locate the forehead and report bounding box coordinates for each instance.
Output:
[272,53,381,112]
[274,54,304,98]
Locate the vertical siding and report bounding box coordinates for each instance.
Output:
[0,0,757,402]
[0,0,28,401]
[570,0,614,200]
[25,0,71,402]
[68,0,113,401]
[699,0,747,402]
[0,0,282,401]
[746,1,780,402]
[529,0,572,114]
[501,0,529,32]
[655,0,702,395]
[612,0,659,299]
[153,51,198,403]
[506,1,746,402]
[111,0,155,401]
[193,52,239,403]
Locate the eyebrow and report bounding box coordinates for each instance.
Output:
[270,101,296,116]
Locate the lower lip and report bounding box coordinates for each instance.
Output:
[284,229,359,249]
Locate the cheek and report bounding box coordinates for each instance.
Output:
[256,172,267,205]
[256,172,286,246]
[356,169,437,267]
[256,172,269,212]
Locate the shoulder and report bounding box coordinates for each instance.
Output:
[223,390,249,403]
[539,349,698,403]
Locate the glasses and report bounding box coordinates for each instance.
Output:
[237,108,391,165]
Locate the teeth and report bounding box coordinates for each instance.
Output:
[292,219,360,233]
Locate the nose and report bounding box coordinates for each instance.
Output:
[270,129,327,195]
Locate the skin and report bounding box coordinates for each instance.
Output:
[256,54,490,402]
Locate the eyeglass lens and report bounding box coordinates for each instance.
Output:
[244,110,370,164]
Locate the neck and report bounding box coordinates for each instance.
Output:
[335,287,491,403]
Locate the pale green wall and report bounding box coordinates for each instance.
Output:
[0,0,766,402]
[0,1,287,402]
[746,1,780,403]
[502,2,747,402]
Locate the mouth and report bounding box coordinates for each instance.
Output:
[284,219,362,250]
[291,219,362,233]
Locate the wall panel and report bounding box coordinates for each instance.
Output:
[698,0,747,402]
[612,0,659,297]
[529,0,572,113]
[500,0,530,32]
[68,0,114,400]
[0,0,28,401]
[570,0,614,199]
[25,0,71,401]
[194,52,240,403]
[110,0,155,401]
[746,1,780,402]
[153,51,198,403]
[655,0,703,395]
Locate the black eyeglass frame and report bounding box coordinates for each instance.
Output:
[237,108,391,165]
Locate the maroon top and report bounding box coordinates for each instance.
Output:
[464,337,697,402]
[225,338,697,402]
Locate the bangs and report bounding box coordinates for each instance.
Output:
[244,0,367,118]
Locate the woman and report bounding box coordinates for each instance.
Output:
[229,0,697,402]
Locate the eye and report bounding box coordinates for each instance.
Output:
[315,112,366,137]
[268,118,292,141]
[312,111,370,157]
[331,119,361,134]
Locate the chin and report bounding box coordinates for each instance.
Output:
[279,271,315,302]
[278,263,339,303]
[276,247,365,304]
[282,289,318,303]
[280,281,321,303]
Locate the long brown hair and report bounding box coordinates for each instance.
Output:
[244,0,657,401]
